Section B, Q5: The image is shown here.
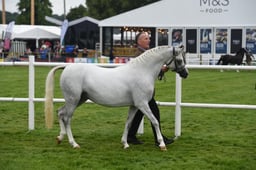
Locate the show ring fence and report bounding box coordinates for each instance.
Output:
[0,56,256,137]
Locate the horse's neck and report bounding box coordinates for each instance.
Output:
[129,51,165,80]
[234,52,244,58]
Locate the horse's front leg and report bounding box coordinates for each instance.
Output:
[139,104,166,151]
[236,64,240,72]
[121,106,138,149]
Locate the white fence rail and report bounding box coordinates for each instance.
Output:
[0,56,256,137]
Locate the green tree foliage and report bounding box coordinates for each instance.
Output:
[0,11,19,24]
[66,5,88,21]
[1,0,160,25]
[52,14,65,21]
[16,0,53,25]
[86,0,160,20]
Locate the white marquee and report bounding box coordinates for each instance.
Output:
[99,0,256,27]
[0,24,60,40]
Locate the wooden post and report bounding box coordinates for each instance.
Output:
[2,0,6,24]
[31,0,35,25]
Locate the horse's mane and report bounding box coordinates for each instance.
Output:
[236,48,245,55]
[128,46,169,65]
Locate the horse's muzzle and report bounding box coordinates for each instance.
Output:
[178,68,189,78]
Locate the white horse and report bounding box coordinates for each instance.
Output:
[44,45,188,151]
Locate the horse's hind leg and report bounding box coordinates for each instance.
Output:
[56,106,67,144]
[65,110,80,148]
[57,103,80,148]
[58,92,88,148]
[64,95,88,148]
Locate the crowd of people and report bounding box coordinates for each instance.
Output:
[37,40,88,61]
[0,39,90,62]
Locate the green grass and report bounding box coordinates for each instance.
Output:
[0,66,255,170]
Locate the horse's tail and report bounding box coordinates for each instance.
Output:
[45,65,66,129]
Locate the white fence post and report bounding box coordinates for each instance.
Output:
[175,73,182,137]
[28,55,35,130]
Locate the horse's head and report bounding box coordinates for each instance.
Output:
[245,49,255,65]
[165,45,188,78]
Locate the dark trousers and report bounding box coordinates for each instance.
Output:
[128,97,161,141]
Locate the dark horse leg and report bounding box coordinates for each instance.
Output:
[216,56,223,65]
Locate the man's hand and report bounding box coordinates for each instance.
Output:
[161,64,169,72]
[158,65,169,80]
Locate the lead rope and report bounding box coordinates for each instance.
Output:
[158,47,176,81]
[158,70,165,81]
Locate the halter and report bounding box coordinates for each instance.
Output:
[165,47,176,66]
[165,47,185,72]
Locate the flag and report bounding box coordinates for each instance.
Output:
[60,19,68,46]
[4,21,15,50]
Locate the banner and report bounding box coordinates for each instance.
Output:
[231,29,242,53]
[4,21,15,50]
[172,29,183,46]
[246,28,256,54]
[200,29,212,53]
[215,29,227,54]
[60,19,69,46]
[186,29,197,53]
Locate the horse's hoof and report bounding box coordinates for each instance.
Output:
[160,146,167,151]
[56,136,62,144]
[123,143,129,149]
[73,144,80,149]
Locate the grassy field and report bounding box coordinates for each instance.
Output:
[0,66,255,170]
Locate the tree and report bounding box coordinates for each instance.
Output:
[16,0,53,25]
[86,0,121,20]
[66,5,88,21]
[86,0,160,20]
[0,11,19,24]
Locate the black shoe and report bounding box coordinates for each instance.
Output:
[155,136,174,146]
[164,136,174,145]
[127,136,143,145]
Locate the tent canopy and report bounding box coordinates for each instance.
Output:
[99,0,256,27]
[14,27,60,39]
[0,24,60,40]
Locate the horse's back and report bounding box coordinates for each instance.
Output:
[60,63,143,106]
[61,63,145,84]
